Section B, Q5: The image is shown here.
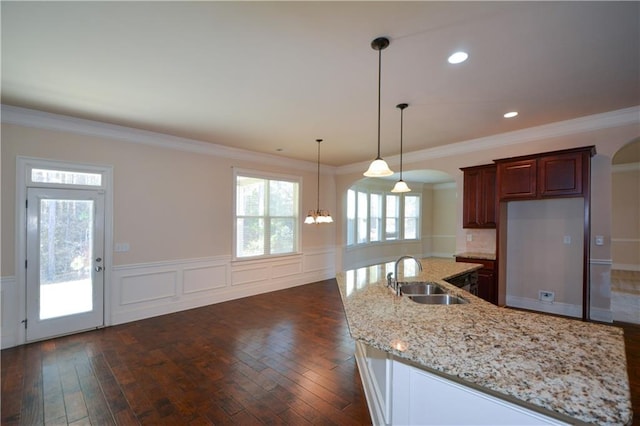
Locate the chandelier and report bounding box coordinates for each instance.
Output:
[305,139,333,224]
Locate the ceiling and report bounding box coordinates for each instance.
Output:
[2,1,639,168]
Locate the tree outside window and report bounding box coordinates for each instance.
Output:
[235,174,299,258]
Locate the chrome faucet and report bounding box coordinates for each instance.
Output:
[388,256,423,296]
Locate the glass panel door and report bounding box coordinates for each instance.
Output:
[26,188,105,341]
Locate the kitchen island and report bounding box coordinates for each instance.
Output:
[336,258,632,425]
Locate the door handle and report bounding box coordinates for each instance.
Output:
[95,266,103,272]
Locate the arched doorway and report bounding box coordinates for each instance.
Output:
[343,169,456,270]
[611,138,640,324]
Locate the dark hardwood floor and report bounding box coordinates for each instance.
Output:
[1,280,370,425]
[2,280,639,425]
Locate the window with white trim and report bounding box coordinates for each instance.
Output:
[370,193,383,242]
[234,171,300,259]
[346,185,421,246]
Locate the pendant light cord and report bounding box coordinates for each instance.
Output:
[399,107,403,179]
[316,139,321,213]
[376,48,382,160]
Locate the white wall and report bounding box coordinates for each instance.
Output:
[505,198,585,318]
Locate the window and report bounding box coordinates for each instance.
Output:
[347,189,355,246]
[346,185,421,246]
[235,171,300,259]
[370,193,382,242]
[404,195,420,240]
[31,168,102,187]
[385,194,399,240]
[357,191,368,244]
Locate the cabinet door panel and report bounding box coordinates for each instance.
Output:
[477,270,497,305]
[462,165,496,228]
[481,167,497,227]
[498,159,537,200]
[463,169,482,228]
[455,257,497,305]
[538,152,583,197]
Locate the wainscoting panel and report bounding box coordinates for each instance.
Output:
[231,264,271,286]
[111,256,231,325]
[271,259,303,279]
[1,276,19,349]
[183,264,227,294]
[305,249,334,272]
[110,250,334,328]
[120,271,178,305]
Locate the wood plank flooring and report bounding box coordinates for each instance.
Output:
[2,279,639,425]
[1,280,370,425]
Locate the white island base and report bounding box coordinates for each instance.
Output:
[355,342,578,426]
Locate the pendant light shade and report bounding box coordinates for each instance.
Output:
[391,103,411,193]
[391,180,411,193]
[364,37,394,177]
[305,139,333,225]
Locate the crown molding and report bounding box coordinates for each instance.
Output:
[3,104,636,177]
[337,105,640,175]
[1,104,334,174]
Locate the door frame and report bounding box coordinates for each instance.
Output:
[15,156,114,345]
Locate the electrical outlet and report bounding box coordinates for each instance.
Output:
[539,290,555,303]
[114,242,130,252]
[563,235,571,245]
[466,234,473,242]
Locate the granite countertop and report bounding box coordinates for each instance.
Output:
[455,251,497,261]
[336,258,632,425]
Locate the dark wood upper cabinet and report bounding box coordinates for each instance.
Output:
[496,159,536,200]
[538,151,584,197]
[495,146,594,202]
[461,164,497,228]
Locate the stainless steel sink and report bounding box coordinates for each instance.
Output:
[399,282,447,295]
[407,294,469,305]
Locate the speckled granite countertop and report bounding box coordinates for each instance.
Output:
[455,251,497,261]
[337,258,632,425]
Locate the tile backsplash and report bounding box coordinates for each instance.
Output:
[465,229,496,254]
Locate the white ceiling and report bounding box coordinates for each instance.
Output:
[2,1,639,168]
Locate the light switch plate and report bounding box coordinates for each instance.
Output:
[563,235,571,245]
[595,235,604,246]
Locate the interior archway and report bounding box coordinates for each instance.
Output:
[342,169,456,270]
[610,138,640,324]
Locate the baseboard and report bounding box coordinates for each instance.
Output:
[506,295,613,322]
[506,295,582,319]
[590,307,613,323]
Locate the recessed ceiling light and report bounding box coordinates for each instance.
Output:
[448,51,468,64]
[504,111,518,118]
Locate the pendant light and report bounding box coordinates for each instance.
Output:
[364,37,394,177]
[391,103,411,193]
[305,139,333,224]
